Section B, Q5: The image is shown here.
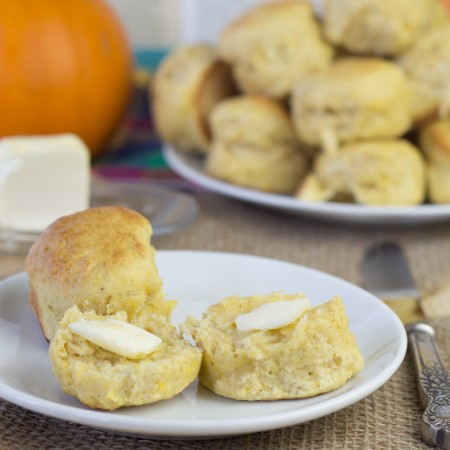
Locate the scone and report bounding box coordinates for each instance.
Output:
[323,0,446,56]
[291,58,412,149]
[182,293,364,401]
[296,139,426,206]
[25,206,173,341]
[419,119,450,203]
[152,43,237,153]
[397,25,450,125]
[205,95,309,193]
[218,0,333,99]
[50,306,202,410]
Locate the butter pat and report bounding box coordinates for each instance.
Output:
[235,298,310,331]
[0,134,90,232]
[69,318,162,359]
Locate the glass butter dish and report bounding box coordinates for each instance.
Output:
[0,176,198,254]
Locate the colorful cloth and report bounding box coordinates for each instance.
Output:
[92,77,188,189]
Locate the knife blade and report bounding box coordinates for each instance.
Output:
[361,241,424,323]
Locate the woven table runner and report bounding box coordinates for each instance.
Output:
[1,192,449,449]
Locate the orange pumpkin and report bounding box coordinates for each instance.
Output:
[0,0,132,157]
[442,0,450,14]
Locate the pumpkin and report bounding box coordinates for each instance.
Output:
[442,0,450,14]
[0,0,132,158]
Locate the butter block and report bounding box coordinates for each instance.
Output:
[0,134,90,231]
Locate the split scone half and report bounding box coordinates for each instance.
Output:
[182,293,364,401]
[50,306,202,410]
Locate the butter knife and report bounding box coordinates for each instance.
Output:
[362,242,450,449]
[406,323,450,449]
[361,241,424,323]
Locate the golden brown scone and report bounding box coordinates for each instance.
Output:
[419,119,450,203]
[205,95,309,193]
[152,43,237,154]
[218,1,333,99]
[397,25,450,126]
[323,0,444,56]
[291,58,412,149]
[50,306,202,410]
[296,139,426,206]
[25,206,173,341]
[182,294,364,401]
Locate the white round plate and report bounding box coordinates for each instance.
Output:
[0,251,406,439]
[164,145,450,225]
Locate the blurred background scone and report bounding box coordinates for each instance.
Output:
[291,58,412,150]
[26,206,173,341]
[205,95,309,194]
[297,139,426,206]
[323,0,446,56]
[149,0,450,207]
[419,119,450,203]
[50,306,202,410]
[397,25,450,125]
[218,0,333,99]
[183,293,364,401]
[152,43,237,154]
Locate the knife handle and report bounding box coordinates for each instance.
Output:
[405,323,450,449]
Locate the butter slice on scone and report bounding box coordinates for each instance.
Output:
[49,306,202,410]
[182,293,364,401]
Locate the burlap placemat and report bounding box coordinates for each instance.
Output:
[1,192,449,449]
[157,194,450,300]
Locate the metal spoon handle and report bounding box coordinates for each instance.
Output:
[406,323,450,449]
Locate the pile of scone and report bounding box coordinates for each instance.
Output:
[25,206,363,410]
[153,0,450,206]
